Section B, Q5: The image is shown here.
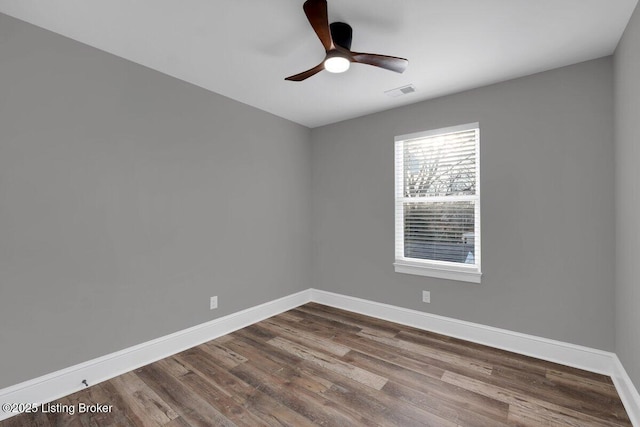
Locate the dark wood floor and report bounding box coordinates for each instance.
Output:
[2,303,632,426]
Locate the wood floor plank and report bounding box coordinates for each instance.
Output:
[442,370,632,427]
[136,360,236,427]
[220,336,388,427]
[220,336,336,395]
[546,369,621,398]
[325,378,457,427]
[260,317,352,356]
[179,369,265,427]
[397,327,618,385]
[396,329,549,376]
[267,336,388,390]
[289,309,364,336]
[100,380,164,427]
[291,310,534,392]
[156,354,261,426]
[108,372,179,426]
[381,380,508,427]
[3,303,632,427]
[342,349,510,424]
[54,383,134,427]
[482,362,628,421]
[230,358,362,426]
[358,329,494,375]
[161,418,191,427]
[227,328,455,426]
[224,328,392,426]
[295,304,401,336]
[199,341,248,369]
[507,401,614,427]
[330,327,483,380]
[175,346,312,427]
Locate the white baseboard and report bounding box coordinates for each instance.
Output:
[2,287,638,426]
[612,355,640,426]
[310,288,640,426]
[0,289,312,421]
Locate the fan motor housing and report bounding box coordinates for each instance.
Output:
[330,22,352,50]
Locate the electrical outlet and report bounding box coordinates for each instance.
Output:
[210,296,218,310]
[422,291,431,303]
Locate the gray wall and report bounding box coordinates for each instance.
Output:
[0,14,311,388]
[311,58,615,351]
[614,3,640,390]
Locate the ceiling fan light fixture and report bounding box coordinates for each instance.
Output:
[324,55,350,73]
[284,0,408,81]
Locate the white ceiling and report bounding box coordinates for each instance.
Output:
[0,0,637,128]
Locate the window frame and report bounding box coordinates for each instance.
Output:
[394,123,482,283]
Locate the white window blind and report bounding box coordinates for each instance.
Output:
[394,123,481,283]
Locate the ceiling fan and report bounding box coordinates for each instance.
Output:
[285,0,409,81]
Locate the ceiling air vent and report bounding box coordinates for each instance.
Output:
[385,84,416,97]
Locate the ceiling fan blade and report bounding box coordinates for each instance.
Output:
[285,62,325,81]
[303,0,334,51]
[351,52,408,73]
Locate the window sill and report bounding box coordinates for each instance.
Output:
[393,261,482,283]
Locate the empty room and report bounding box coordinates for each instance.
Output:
[1,0,639,425]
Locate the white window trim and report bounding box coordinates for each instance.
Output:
[394,122,482,283]
[393,260,482,283]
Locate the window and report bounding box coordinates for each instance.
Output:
[394,123,481,283]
